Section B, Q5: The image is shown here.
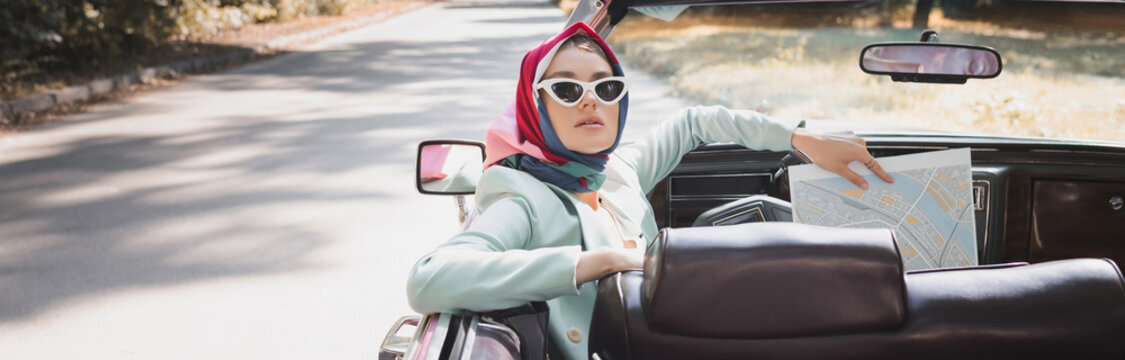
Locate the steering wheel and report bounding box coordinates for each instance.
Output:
[692,151,811,227]
[768,150,812,201]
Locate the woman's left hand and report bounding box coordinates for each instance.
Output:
[790,128,894,190]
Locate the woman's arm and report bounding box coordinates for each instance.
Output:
[576,247,644,284]
[406,195,640,314]
[616,105,804,194]
[407,196,581,314]
[616,105,892,193]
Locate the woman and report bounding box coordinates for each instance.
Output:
[407,22,893,360]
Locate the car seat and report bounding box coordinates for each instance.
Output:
[589,222,1125,359]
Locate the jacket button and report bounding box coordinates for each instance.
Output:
[567,327,582,343]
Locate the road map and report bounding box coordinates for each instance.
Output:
[789,148,976,271]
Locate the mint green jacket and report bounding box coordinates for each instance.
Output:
[407,105,804,360]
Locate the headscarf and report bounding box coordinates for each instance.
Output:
[483,22,628,193]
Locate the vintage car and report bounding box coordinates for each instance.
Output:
[383,0,1125,359]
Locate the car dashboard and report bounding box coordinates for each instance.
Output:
[647,135,1125,266]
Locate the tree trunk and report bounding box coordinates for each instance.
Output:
[913,0,935,29]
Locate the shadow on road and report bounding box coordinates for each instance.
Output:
[0,5,568,322]
[478,15,565,24]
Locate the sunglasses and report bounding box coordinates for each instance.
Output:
[536,77,629,107]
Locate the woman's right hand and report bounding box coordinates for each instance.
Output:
[576,247,644,284]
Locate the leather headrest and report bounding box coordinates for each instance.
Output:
[642,222,906,339]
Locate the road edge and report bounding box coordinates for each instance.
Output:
[0,1,434,129]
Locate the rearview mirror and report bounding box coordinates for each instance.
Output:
[860,43,1001,84]
[416,140,485,195]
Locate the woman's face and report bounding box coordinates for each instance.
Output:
[539,46,620,155]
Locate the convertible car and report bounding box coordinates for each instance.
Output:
[384,0,1125,359]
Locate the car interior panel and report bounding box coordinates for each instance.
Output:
[647,138,1125,267]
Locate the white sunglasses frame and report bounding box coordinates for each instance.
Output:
[535,77,630,107]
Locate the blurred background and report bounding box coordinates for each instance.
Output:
[3,0,417,129]
[0,0,1121,358]
[604,1,1124,141]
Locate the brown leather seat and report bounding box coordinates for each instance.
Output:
[589,222,1125,360]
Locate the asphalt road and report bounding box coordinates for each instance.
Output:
[0,0,683,358]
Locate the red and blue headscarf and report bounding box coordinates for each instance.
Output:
[483,22,628,193]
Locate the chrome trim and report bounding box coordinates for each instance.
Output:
[972,183,988,212]
[381,316,421,360]
[865,145,950,150]
[457,315,481,360]
[1024,149,1125,156]
[972,179,991,262]
[712,207,765,226]
[790,150,812,164]
[980,158,1125,166]
[565,0,615,37]
[475,320,522,350]
[461,207,481,231]
[423,314,454,360]
[454,195,469,226]
[478,323,521,343]
[467,322,522,360]
[865,142,1125,156]
[866,145,1003,152]
[853,130,1125,145]
[1029,148,1111,153]
[402,315,433,360]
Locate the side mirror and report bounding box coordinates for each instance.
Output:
[416,140,486,195]
[860,43,1001,84]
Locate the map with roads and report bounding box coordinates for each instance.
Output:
[789,148,977,271]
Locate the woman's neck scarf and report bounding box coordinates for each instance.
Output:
[483,22,628,193]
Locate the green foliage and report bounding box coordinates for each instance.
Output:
[172,0,266,36]
[170,0,381,34]
[1,0,172,64]
[2,0,175,94]
[1,0,385,97]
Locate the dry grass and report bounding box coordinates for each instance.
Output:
[608,11,1125,142]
